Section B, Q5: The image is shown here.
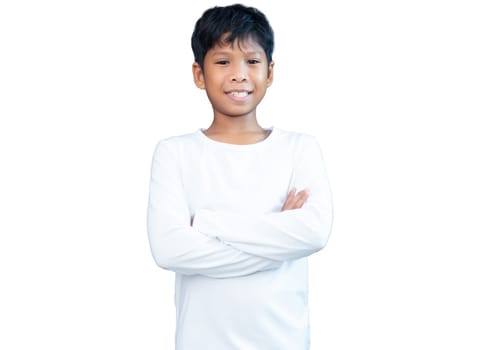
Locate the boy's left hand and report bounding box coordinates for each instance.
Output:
[281,188,310,211]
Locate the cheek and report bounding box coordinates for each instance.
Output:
[252,69,268,82]
[204,73,224,89]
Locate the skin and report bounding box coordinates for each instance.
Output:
[192,34,309,210]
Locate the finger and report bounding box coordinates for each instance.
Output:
[281,187,297,211]
[281,188,297,210]
[294,190,310,208]
[285,188,297,205]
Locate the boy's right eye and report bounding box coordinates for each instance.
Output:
[215,60,229,65]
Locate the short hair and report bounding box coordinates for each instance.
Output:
[191,4,275,69]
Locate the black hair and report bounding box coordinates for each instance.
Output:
[191,4,274,69]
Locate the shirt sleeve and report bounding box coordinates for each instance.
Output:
[193,135,333,262]
[146,140,282,278]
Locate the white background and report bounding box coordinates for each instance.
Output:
[1,0,493,349]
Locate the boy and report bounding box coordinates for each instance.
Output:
[147,4,332,349]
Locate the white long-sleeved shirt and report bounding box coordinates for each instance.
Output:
[147,127,332,350]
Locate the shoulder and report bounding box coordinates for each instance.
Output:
[152,130,202,159]
[271,127,325,166]
[273,127,321,150]
[156,130,199,146]
[155,129,203,149]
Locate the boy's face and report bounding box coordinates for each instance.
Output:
[193,34,274,119]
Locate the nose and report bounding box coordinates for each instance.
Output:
[230,61,248,82]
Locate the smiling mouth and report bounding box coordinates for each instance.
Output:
[226,90,252,97]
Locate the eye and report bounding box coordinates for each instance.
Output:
[248,59,260,64]
[215,60,229,65]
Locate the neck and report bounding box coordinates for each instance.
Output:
[206,114,264,135]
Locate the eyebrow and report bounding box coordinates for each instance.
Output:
[211,51,263,57]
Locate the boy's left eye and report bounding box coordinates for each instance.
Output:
[247,59,260,64]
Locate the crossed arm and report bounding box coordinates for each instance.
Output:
[146,137,332,278]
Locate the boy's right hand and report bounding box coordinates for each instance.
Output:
[281,188,310,211]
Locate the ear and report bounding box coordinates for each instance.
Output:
[266,61,274,87]
[192,62,206,90]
